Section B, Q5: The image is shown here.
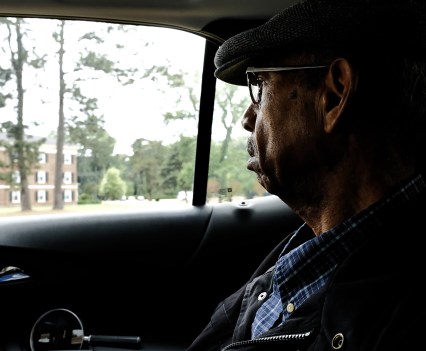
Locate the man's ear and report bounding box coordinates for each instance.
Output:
[321,58,357,133]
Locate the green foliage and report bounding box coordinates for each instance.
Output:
[130,139,166,200]
[79,52,114,73]
[99,167,127,200]
[208,136,261,200]
[161,136,196,197]
[66,87,116,200]
[0,122,45,174]
[78,182,100,202]
[77,193,102,205]
[80,32,104,43]
[28,56,47,69]
[0,68,13,108]
[151,66,185,87]
[163,110,195,122]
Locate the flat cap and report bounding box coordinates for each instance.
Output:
[214,0,426,86]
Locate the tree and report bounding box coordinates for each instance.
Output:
[162,68,200,124]
[130,138,166,200]
[0,18,46,211]
[67,90,116,201]
[52,20,66,210]
[99,167,126,200]
[214,84,249,163]
[0,65,13,174]
[159,68,253,201]
[159,136,196,198]
[51,22,133,208]
[62,23,155,203]
[209,136,265,200]
[0,64,13,109]
[46,22,137,204]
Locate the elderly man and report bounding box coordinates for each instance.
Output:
[187,0,426,350]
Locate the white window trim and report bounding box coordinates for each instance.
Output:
[11,190,21,204]
[64,153,72,165]
[64,189,73,203]
[37,171,47,184]
[63,171,72,184]
[37,190,47,203]
[38,153,47,164]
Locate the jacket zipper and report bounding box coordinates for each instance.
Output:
[221,329,314,351]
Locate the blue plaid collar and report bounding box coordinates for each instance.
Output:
[252,173,425,339]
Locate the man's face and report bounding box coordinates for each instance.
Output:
[242,66,328,204]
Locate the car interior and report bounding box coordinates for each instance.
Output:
[0,1,303,350]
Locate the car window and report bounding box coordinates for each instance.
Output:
[209,80,267,204]
[0,16,266,217]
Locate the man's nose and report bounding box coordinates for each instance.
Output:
[241,103,257,132]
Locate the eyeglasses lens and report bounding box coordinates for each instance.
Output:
[247,72,260,104]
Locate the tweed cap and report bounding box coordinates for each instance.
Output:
[214,0,426,86]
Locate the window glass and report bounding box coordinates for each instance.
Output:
[36,190,47,203]
[38,153,47,164]
[0,17,204,216]
[36,171,47,184]
[208,80,267,203]
[63,190,73,203]
[64,153,72,165]
[10,190,20,204]
[63,172,73,185]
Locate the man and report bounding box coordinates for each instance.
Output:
[187,0,426,350]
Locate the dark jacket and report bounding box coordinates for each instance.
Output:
[187,192,426,351]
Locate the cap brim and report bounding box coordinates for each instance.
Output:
[214,56,253,86]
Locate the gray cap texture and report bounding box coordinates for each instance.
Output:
[214,0,426,85]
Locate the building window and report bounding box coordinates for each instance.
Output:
[38,153,47,164]
[64,190,73,203]
[36,190,47,203]
[12,171,20,184]
[64,153,72,165]
[36,171,47,184]
[63,171,73,184]
[10,191,20,204]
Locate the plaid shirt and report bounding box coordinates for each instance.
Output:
[251,173,425,339]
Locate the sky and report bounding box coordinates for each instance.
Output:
[0,18,214,155]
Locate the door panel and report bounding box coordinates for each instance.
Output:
[0,196,302,350]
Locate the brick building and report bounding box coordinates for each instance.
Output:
[0,133,79,207]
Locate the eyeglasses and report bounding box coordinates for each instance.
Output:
[246,65,329,105]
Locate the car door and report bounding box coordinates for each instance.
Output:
[0,15,302,351]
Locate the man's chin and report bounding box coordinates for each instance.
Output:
[247,159,272,191]
[257,174,271,191]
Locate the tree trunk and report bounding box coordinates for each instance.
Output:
[14,19,32,211]
[53,21,66,210]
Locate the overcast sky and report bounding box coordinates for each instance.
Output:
[1,19,208,155]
